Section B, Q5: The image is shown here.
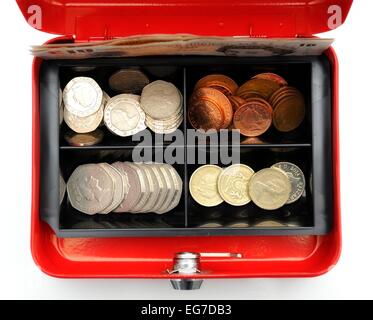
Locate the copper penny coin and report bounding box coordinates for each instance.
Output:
[237,78,281,101]
[252,73,288,86]
[233,98,273,137]
[273,92,306,132]
[189,87,233,130]
[64,129,104,146]
[188,98,224,131]
[270,87,302,107]
[194,74,238,96]
[228,95,246,112]
[109,69,149,94]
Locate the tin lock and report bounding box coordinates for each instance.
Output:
[167,252,242,290]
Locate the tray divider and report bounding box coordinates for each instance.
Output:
[183,67,189,228]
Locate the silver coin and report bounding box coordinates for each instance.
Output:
[97,163,125,214]
[125,162,151,213]
[146,105,183,126]
[148,164,168,212]
[67,164,114,215]
[63,77,103,117]
[271,162,305,204]
[140,80,181,120]
[156,164,182,214]
[154,164,175,213]
[64,102,103,133]
[146,113,183,134]
[59,173,66,205]
[132,164,160,213]
[104,94,146,137]
[99,91,110,127]
[111,162,142,213]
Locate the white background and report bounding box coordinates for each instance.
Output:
[0,0,371,300]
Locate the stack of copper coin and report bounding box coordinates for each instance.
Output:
[268,86,306,132]
[188,72,306,136]
[188,75,236,131]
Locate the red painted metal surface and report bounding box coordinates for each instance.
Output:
[17,0,352,38]
[24,0,345,278]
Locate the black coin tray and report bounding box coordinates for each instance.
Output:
[39,55,332,237]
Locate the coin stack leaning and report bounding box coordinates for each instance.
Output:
[189,162,305,211]
[140,80,183,134]
[188,75,236,131]
[66,162,182,215]
[269,86,306,132]
[63,77,107,133]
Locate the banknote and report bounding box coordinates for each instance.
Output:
[31,34,334,59]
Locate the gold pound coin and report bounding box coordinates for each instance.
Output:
[217,164,254,206]
[248,168,291,210]
[189,165,223,207]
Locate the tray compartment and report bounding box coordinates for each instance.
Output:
[185,57,313,145]
[186,146,314,232]
[59,62,185,148]
[59,147,186,231]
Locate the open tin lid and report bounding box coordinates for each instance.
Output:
[16,0,352,39]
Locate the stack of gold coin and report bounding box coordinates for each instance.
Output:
[248,168,291,210]
[67,162,182,215]
[189,164,254,207]
[189,161,305,210]
[63,77,108,133]
[140,80,183,134]
[218,164,255,206]
[189,165,223,207]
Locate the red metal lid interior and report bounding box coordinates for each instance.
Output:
[17,0,352,39]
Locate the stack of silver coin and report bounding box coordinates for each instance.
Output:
[103,94,146,137]
[140,80,183,134]
[66,162,182,215]
[63,77,109,133]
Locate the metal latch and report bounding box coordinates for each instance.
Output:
[167,252,242,290]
